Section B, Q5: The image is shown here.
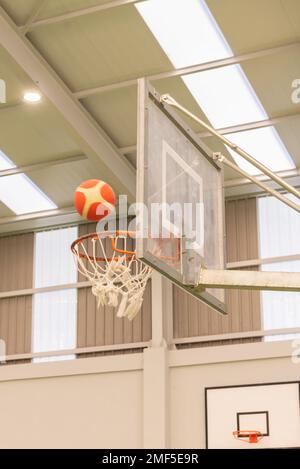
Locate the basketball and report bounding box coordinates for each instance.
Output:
[74,179,116,221]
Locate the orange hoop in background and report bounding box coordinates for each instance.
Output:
[71,230,136,262]
[233,430,263,444]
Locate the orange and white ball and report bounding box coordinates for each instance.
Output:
[74,179,116,221]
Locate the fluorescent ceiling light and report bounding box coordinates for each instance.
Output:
[183,66,267,128]
[225,127,295,175]
[136,0,295,172]
[0,150,57,214]
[23,91,42,103]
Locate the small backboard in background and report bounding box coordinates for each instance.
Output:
[205,382,300,448]
[136,78,226,314]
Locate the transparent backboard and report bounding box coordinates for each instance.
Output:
[136,79,226,314]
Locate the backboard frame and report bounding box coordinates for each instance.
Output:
[205,381,300,449]
[136,78,227,314]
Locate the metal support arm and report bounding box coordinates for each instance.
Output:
[160,93,300,293]
[197,268,300,292]
[160,94,300,213]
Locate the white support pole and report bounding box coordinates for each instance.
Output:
[143,271,173,448]
[151,271,174,347]
[198,268,300,292]
[143,347,169,448]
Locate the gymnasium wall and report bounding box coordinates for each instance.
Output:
[0,341,297,448]
[0,197,261,360]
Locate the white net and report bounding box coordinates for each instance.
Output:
[72,232,152,321]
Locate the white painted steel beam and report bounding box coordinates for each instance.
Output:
[119,112,300,155]
[21,0,48,35]
[74,42,300,99]
[0,207,83,235]
[199,113,300,138]
[19,0,144,32]
[0,153,87,177]
[225,167,300,188]
[0,7,135,197]
[172,326,300,345]
[227,253,300,270]
[3,341,149,362]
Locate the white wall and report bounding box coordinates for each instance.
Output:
[0,341,299,448]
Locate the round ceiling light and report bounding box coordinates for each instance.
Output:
[23,91,42,103]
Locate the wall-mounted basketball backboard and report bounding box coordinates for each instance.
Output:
[136,78,226,314]
[205,382,300,449]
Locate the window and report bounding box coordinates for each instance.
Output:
[258,196,300,341]
[32,227,78,361]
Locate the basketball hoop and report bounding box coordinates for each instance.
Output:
[233,430,263,444]
[71,231,152,320]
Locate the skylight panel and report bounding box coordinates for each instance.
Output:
[136,0,232,67]
[136,0,295,173]
[225,127,295,175]
[183,65,267,128]
[0,150,57,214]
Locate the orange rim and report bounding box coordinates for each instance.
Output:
[71,230,136,262]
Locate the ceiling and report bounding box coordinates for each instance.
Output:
[0,0,299,233]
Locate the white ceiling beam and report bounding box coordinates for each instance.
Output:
[0,206,83,235]
[198,113,300,138]
[0,153,87,177]
[225,167,300,188]
[74,42,300,99]
[21,0,48,35]
[0,7,135,198]
[119,112,300,155]
[19,0,144,32]
[0,206,76,225]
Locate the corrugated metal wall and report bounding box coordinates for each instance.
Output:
[76,224,152,351]
[174,198,261,344]
[0,233,33,355]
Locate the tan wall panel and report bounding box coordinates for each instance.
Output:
[0,232,34,291]
[0,296,32,355]
[174,198,261,342]
[0,232,33,355]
